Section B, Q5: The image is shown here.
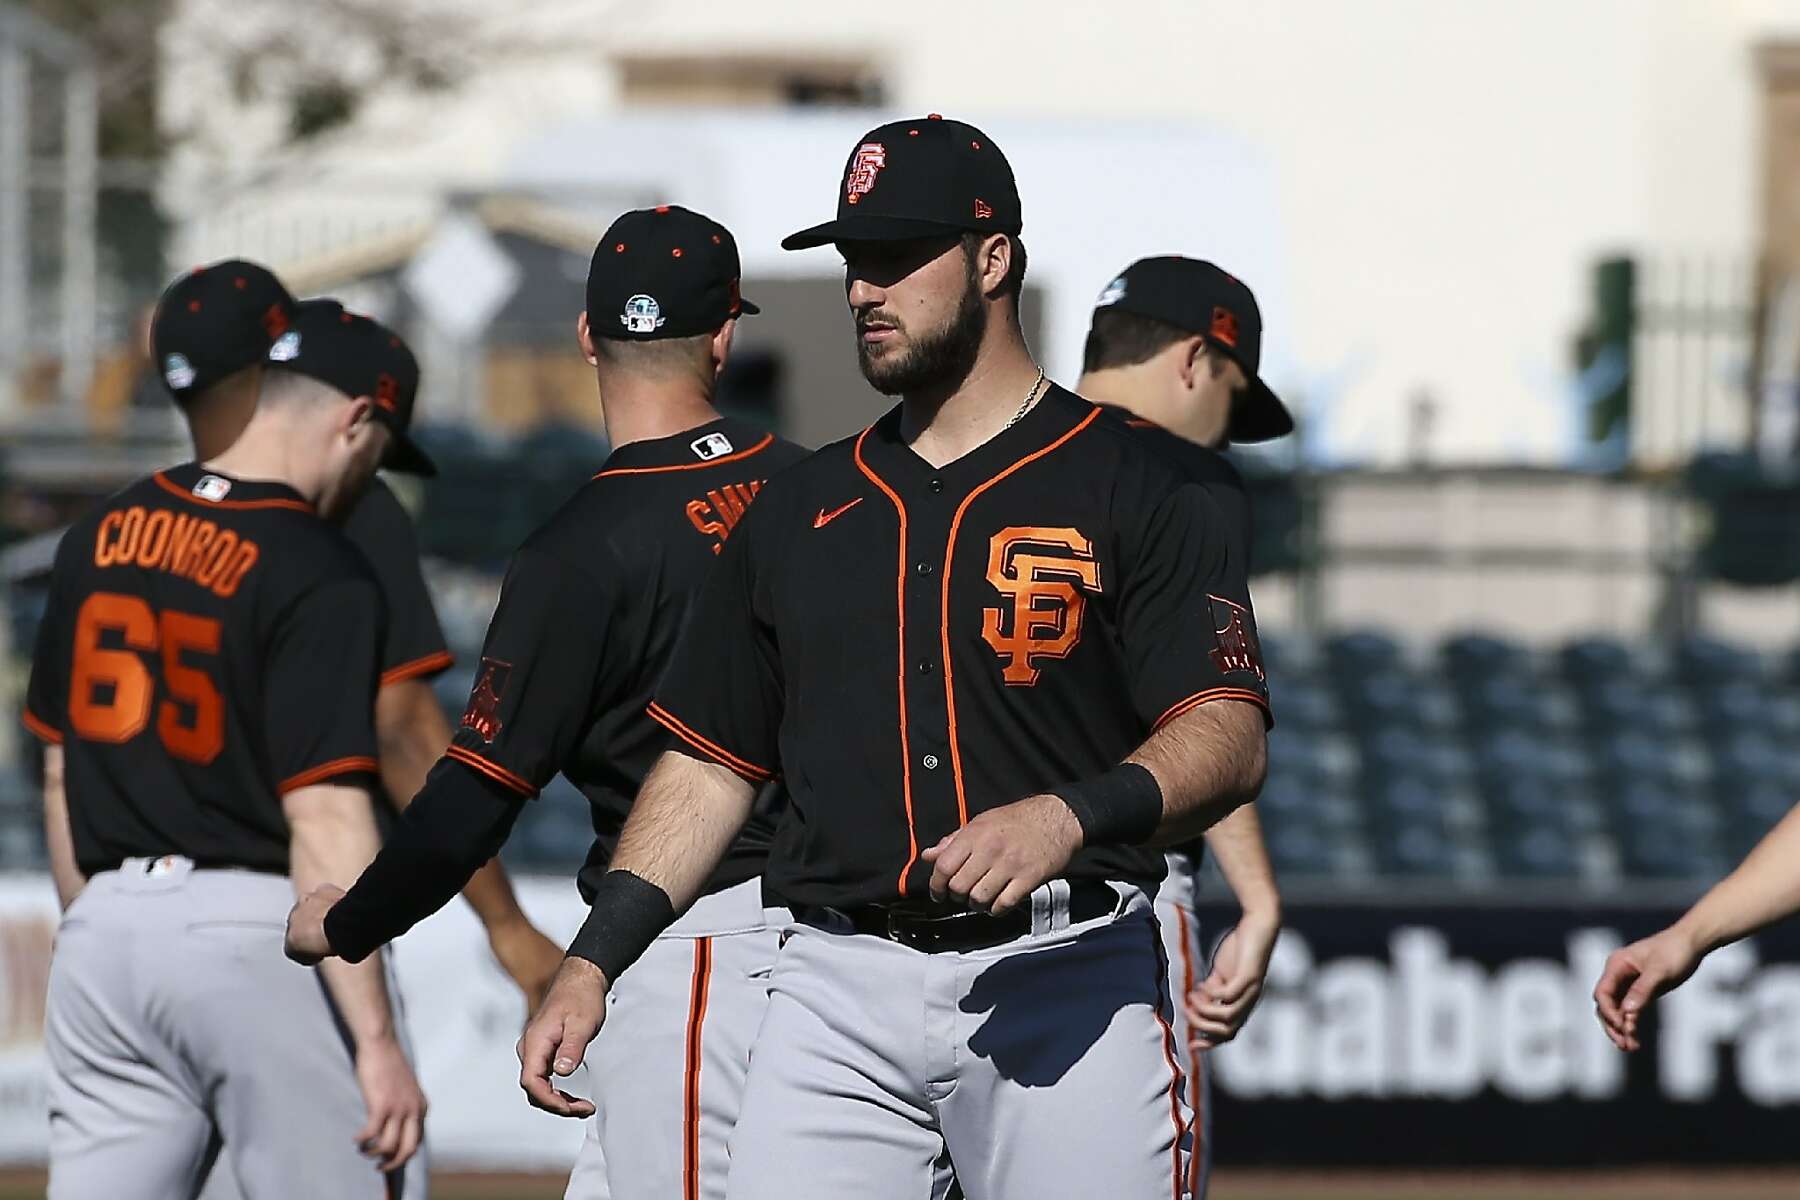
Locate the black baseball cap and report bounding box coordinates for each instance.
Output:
[151,259,298,401]
[1093,257,1293,443]
[266,300,436,476]
[781,115,1022,251]
[587,205,758,342]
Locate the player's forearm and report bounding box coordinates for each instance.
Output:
[286,782,401,1045]
[375,681,540,937]
[565,751,756,986]
[1672,801,1800,953]
[324,762,526,963]
[1131,700,1268,846]
[610,751,757,912]
[41,746,86,911]
[1202,802,1281,924]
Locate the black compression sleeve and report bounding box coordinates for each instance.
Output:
[323,757,526,963]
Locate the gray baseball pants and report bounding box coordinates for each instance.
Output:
[45,856,426,1200]
[723,881,1192,1200]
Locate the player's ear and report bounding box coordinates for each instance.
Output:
[710,318,738,382]
[1174,336,1207,391]
[974,234,1010,299]
[577,311,598,367]
[341,395,375,440]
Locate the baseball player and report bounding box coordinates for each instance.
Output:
[1595,803,1800,1051]
[284,206,807,1200]
[24,290,433,1198]
[156,261,565,1012]
[515,116,1272,1200]
[1077,255,1294,1198]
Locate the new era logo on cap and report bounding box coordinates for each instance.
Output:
[268,330,301,362]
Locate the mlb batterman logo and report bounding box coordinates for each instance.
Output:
[1095,276,1127,307]
[846,142,887,205]
[621,294,666,335]
[163,353,196,390]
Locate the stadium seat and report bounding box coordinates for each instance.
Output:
[1675,634,1762,686]
[1559,636,1638,687]
[1441,632,1529,685]
[1495,827,1581,879]
[1325,630,1403,680]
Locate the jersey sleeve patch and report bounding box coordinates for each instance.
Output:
[647,701,777,783]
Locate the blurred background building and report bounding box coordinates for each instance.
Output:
[7,0,1800,1181]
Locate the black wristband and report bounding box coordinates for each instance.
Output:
[1052,762,1164,846]
[566,870,677,982]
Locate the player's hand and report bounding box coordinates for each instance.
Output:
[517,956,608,1117]
[284,884,346,965]
[352,1033,427,1174]
[921,793,1084,915]
[1186,913,1279,1047]
[1594,925,1703,1052]
[490,916,566,1014]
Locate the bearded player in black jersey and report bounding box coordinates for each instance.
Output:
[25,299,435,1198]
[1078,255,1293,1199]
[153,261,565,1014]
[287,206,807,1200]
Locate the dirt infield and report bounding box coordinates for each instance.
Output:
[1,1168,1797,1198]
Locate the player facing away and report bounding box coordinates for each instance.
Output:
[285,206,807,1200]
[24,292,434,1199]
[1594,801,1800,1051]
[515,116,1271,1200]
[1078,256,1293,1199]
[155,260,565,1013]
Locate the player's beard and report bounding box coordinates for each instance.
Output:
[856,261,987,397]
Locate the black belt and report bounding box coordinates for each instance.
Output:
[810,880,1119,954]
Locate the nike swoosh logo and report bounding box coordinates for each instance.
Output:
[813,498,864,529]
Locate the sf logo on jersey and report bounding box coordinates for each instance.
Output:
[981,527,1102,686]
[845,142,886,205]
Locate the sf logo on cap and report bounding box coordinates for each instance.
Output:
[621,294,665,335]
[846,142,887,205]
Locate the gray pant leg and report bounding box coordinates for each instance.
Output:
[183,875,421,1199]
[46,874,214,1200]
[942,907,1193,1200]
[725,926,955,1200]
[563,1106,611,1200]
[192,949,424,1200]
[580,928,774,1200]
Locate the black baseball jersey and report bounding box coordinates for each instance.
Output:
[340,479,453,687]
[1103,409,1262,867]
[653,385,1272,910]
[23,463,383,874]
[439,418,807,901]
